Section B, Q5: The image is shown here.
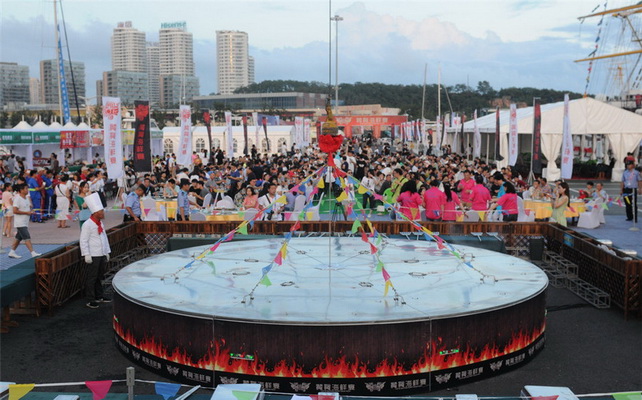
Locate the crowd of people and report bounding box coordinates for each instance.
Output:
[1,140,640,243]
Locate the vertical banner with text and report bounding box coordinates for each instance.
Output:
[252,112,260,150]
[532,99,543,174]
[509,103,518,166]
[133,100,151,172]
[177,105,192,167]
[102,97,123,179]
[303,119,311,148]
[225,111,234,159]
[242,115,249,155]
[473,110,481,158]
[561,94,573,180]
[495,106,502,161]
[294,117,304,150]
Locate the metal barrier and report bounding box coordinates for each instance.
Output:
[28,221,641,319]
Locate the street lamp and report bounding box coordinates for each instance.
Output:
[330,14,343,114]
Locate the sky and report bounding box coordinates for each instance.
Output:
[0,0,628,101]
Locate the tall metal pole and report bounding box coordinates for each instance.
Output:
[53,0,63,121]
[331,15,343,114]
[421,63,427,122]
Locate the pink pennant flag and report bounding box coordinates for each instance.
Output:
[86,381,113,400]
[210,242,221,252]
[382,267,391,281]
[533,396,559,400]
[373,194,383,201]
[224,232,235,242]
[291,184,300,193]
[144,208,151,215]
[291,220,301,231]
[361,232,369,243]
[310,186,319,196]
[435,236,446,250]
[274,251,283,266]
[370,243,377,254]
[345,204,353,216]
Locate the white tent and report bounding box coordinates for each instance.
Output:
[453,98,642,182]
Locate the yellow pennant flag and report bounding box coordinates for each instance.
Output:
[306,211,314,220]
[339,177,345,187]
[280,245,288,259]
[336,191,348,202]
[422,227,433,235]
[477,211,486,221]
[383,280,393,297]
[357,185,369,194]
[276,195,287,204]
[9,384,35,400]
[317,179,325,189]
[366,219,374,233]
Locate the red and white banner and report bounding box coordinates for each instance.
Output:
[252,112,260,149]
[434,116,442,151]
[225,111,234,159]
[303,119,311,147]
[294,117,304,150]
[561,94,573,179]
[473,110,481,158]
[509,104,518,166]
[102,97,123,179]
[177,105,192,166]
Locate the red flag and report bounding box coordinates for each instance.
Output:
[361,232,369,243]
[85,381,113,400]
[382,268,391,281]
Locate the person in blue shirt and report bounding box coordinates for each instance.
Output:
[43,169,55,218]
[123,185,145,223]
[177,179,192,221]
[26,170,42,223]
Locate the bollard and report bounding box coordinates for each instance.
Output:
[127,366,135,400]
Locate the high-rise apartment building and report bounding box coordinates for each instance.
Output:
[29,77,42,104]
[146,42,160,106]
[159,22,194,76]
[0,62,30,107]
[102,71,149,106]
[158,22,199,106]
[111,21,147,72]
[39,59,85,106]
[216,31,254,95]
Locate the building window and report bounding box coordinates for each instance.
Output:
[164,139,174,155]
[233,139,238,153]
[195,138,206,152]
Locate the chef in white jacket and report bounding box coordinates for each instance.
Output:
[79,192,111,309]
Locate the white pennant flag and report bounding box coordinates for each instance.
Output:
[225,111,234,159]
[303,119,311,147]
[435,116,442,151]
[177,105,192,167]
[473,110,481,158]
[561,94,573,179]
[294,117,304,149]
[509,103,518,166]
[102,97,123,178]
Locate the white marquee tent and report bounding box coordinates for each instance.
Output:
[451,97,642,182]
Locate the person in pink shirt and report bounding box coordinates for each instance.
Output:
[396,180,422,220]
[442,182,462,221]
[470,175,491,212]
[489,182,519,221]
[423,180,446,221]
[457,170,475,208]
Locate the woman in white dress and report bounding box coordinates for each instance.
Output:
[2,183,14,237]
[55,175,71,228]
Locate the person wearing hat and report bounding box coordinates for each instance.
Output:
[621,161,641,222]
[79,192,111,309]
[8,183,42,259]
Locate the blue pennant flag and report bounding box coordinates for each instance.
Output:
[335,177,341,186]
[423,233,433,241]
[155,382,181,400]
[464,262,474,269]
[284,231,293,240]
[184,260,196,269]
[262,264,273,275]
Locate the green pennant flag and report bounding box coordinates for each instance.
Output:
[232,391,257,400]
[376,259,384,272]
[237,224,248,235]
[613,393,642,400]
[351,219,362,234]
[260,275,272,287]
[376,234,383,246]
[207,260,216,275]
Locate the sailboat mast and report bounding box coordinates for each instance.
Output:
[437,64,442,118]
[53,0,63,121]
[421,63,427,122]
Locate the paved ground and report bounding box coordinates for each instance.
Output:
[1,181,641,396]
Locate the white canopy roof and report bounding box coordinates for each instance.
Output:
[452,97,642,182]
[13,121,32,130]
[455,97,642,135]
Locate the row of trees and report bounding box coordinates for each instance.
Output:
[236,80,583,120]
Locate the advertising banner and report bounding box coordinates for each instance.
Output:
[133,100,151,172]
[177,105,192,166]
[102,96,123,179]
[509,104,518,166]
[532,99,543,174]
[225,111,234,159]
[561,94,573,180]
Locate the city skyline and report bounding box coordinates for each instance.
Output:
[0,0,628,103]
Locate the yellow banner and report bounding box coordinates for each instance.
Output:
[9,384,35,400]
